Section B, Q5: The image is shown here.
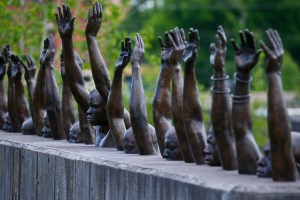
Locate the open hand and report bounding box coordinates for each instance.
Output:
[55,4,76,39]
[22,54,36,81]
[41,35,55,66]
[169,27,185,64]
[231,29,262,75]
[10,54,23,80]
[158,31,172,65]
[115,37,132,70]
[132,33,145,65]
[210,26,227,70]
[183,28,200,65]
[259,29,283,74]
[85,1,103,37]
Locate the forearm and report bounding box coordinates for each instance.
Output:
[0,80,7,112]
[211,67,236,170]
[62,80,76,140]
[86,35,110,101]
[130,64,153,154]
[153,65,172,156]
[267,73,291,146]
[107,68,124,118]
[14,79,30,122]
[33,67,46,135]
[171,61,193,162]
[153,65,172,118]
[183,66,203,121]
[26,79,36,121]
[62,38,89,112]
[107,68,126,150]
[62,81,76,123]
[45,66,65,140]
[232,73,252,139]
[8,79,21,131]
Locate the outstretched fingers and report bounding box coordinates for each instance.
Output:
[158,36,165,48]
[231,38,240,52]
[259,40,275,60]
[245,29,255,49]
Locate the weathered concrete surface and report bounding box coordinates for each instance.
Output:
[0,131,299,200]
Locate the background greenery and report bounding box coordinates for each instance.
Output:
[1,0,300,148]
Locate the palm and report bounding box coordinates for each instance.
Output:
[235,49,259,73]
[260,29,284,73]
[183,28,200,64]
[58,21,74,38]
[55,4,75,39]
[231,29,261,74]
[85,1,102,37]
[115,37,131,69]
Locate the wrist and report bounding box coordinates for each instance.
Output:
[213,68,225,77]
[131,60,140,66]
[86,34,96,40]
[236,71,251,81]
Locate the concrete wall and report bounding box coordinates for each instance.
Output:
[1,132,300,200]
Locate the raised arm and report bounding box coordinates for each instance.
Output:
[107,37,131,151]
[11,55,30,125]
[22,54,36,123]
[152,32,173,157]
[33,39,47,136]
[182,28,207,164]
[231,29,262,174]
[0,50,8,127]
[168,28,194,163]
[130,33,156,155]
[61,52,76,141]
[86,1,110,101]
[260,29,297,181]
[56,4,89,112]
[43,35,65,140]
[210,26,236,170]
[7,54,21,132]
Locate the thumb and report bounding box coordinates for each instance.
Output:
[70,17,76,27]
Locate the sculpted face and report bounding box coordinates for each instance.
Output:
[87,89,107,126]
[41,113,52,138]
[69,121,83,143]
[22,117,35,135]
[256,143,272,178]
[2,113,12,132]
[203,127,221,166]
[124,127,138,154]
[163,127,183,160]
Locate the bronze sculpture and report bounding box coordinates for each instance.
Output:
[231,29,262,174]
[41,112,52,138]
[257,132,300,178]
[33,39,47,136]
[259,29,298,181]
[55,3,95,144]
[210,26,236,170]
[163,127,183,160]
[168,28,194,162]
[42,35,65,140]
[107,36,132,151]
[61,52,76,141]
[182,28,207,164]
[129,33,158,155]
[22,54,37,135]
[10,54,31,132]
[153,31,174,158]
[203,125,221,166]
[0,46,8,128]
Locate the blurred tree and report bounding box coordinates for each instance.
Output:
[121,0,300,90]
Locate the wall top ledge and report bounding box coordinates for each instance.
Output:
[1,131,300,198]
